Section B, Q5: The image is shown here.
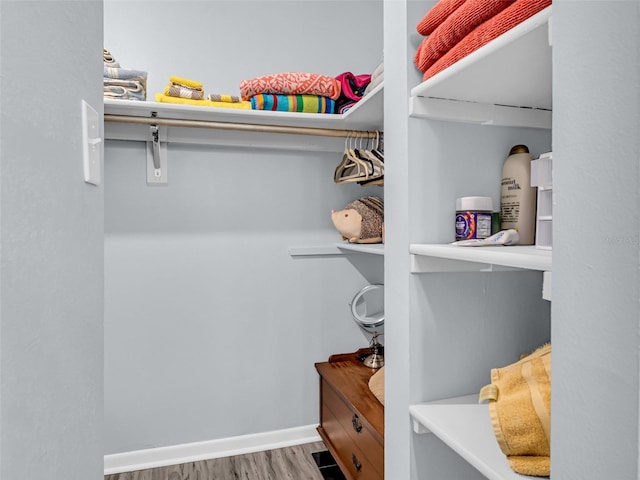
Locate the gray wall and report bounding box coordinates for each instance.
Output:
[103,0,384,454]
[552,1,640,478]
[0,1,104,479]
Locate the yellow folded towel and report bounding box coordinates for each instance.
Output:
[154,93,251,109]
[208,93,242,103]
[169,76,203,90]
[479,343,551,477]
[164,85,204,100]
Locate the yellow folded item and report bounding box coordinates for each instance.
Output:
[208,93,242,103]
[163,85,205,100]
[154,93,251,109]
[479,343,551,477]
[169,76,203,90]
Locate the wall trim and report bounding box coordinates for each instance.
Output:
[104,425,322,475]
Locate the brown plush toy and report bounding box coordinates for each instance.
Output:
[331,196,384,244]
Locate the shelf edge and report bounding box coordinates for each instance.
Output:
[409,96,552,129]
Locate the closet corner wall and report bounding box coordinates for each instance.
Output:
[103,0,385,460]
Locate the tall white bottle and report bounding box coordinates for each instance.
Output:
[500,144,537,245]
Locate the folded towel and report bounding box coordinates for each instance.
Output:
[335,72,371,102]
[364,73,384,96]
[104,84,146,101]
[479,343,551,477]
[250,94,335,113]
[169,76,203,90]
[208,93,242,103]
[423,0,551,81]
[370,61,384,81]
[164,84,205,100]
[415,0,514,72]
[239,72,341,101]
[416,0,467,35]
[104,66,148,83]
[154,93,251,109]
[104,78,146,100]
[103,48,120,67]
[336,101,357,114]
[334,72,371,113]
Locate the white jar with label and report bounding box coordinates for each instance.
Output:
[455,196,493,241]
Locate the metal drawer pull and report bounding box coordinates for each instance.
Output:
[352,453,362,472]
[352,413,363,433]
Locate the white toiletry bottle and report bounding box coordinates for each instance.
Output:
[500,144,537,245]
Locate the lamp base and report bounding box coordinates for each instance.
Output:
[363,353,384,369]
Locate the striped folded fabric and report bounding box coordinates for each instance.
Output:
[154,93,251,109]
[250,94,335,114]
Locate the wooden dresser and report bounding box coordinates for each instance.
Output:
[315,349,384,480]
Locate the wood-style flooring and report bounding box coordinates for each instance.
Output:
[104,441,336,480]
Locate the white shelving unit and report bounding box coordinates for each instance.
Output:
[409,6,552,129]
[104,82,384,153]
[409,395,541,480]
[406,6,554,480]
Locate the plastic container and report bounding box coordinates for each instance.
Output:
[500,145,537,245]
[530,151,553,249]
[455,196,493,241]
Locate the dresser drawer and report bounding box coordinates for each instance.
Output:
[322,379,384,477]
[321,401,383,480]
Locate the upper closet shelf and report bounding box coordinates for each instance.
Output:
[103,83,383,153]
[410,6,552,129]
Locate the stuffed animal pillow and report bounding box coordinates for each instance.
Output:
[331,196,384,244]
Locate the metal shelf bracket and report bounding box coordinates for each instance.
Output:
[146,121,168,185]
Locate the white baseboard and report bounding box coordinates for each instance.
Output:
[104,425,322,475]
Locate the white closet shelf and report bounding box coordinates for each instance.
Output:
[409,6,552,129]
[410,395,541,480]
[410,244,551,273]
[289,243,384,257]
[411,244,552,300]
[103,83,383,153]
[336,243,384,255]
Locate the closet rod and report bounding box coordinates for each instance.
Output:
[104,114,379,138]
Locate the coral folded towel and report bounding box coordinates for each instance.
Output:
[250,94,335,113]
[416,0,467,35]
[415,0,515,72]
[154,93,251,109]
[423,0,551,81]
[239,72,341,101]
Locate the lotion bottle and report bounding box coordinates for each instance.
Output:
[500,144,537,245]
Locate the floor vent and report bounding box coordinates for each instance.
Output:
[312,450,346,480]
